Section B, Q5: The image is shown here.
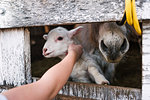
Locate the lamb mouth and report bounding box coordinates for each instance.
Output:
[44,51,54,57]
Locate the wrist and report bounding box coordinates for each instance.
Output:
[68,51,77,61]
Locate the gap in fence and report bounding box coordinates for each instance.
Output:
[29,22,142,89]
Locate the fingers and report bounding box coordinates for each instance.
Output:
[68,44,83,60]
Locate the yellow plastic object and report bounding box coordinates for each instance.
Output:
[131,0,141,35]
[125,0,133,25]
[118,0,142,35]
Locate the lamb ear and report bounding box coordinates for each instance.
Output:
[68,26,83,38]
[43,34,48,40]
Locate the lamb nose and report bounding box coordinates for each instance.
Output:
[43,48,47,54]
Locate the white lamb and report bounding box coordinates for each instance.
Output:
[42,26,109,84]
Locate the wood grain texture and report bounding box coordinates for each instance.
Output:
[142,21,150,100]
[0,85,13,93]
[0,0,144,28]
[0,28,32,86]
[55,94,92,100]
[0,78,141,99]
[142,1,150,20]
[59,81,141,100]
[21,78,142,100]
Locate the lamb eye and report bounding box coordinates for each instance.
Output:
[57,37,63,41]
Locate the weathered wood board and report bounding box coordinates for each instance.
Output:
[0,0,144,28]
[31,78,142,100]
[0,85,13,93]
[1,79,141,99]
[142,0,150,20]
[58,81,141,100]
[0,28,32,86]
[142,21,150,100]
[55,94,92,100]
[0,0,149,99]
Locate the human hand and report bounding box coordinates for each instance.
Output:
[68,44,83,60]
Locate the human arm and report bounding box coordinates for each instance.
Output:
[2,44,83,100]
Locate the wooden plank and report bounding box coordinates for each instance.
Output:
[59,81,141,100]
[55,94,92,100]
[1,77,141,99]
[31,77,141,99]
[142,21,150,100]
[0,28,32,86]
[0,85,13,93]
[0,0,144,28]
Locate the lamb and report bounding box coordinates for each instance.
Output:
[74,22,130,83]
[75,22,129,63]
[42,26,109,84]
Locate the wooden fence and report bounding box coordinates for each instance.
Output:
[0,0,150,99]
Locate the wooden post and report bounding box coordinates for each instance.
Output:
[0,28,32,88]
[142,21,150,100]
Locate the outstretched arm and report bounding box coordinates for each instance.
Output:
[2,44,82,100]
